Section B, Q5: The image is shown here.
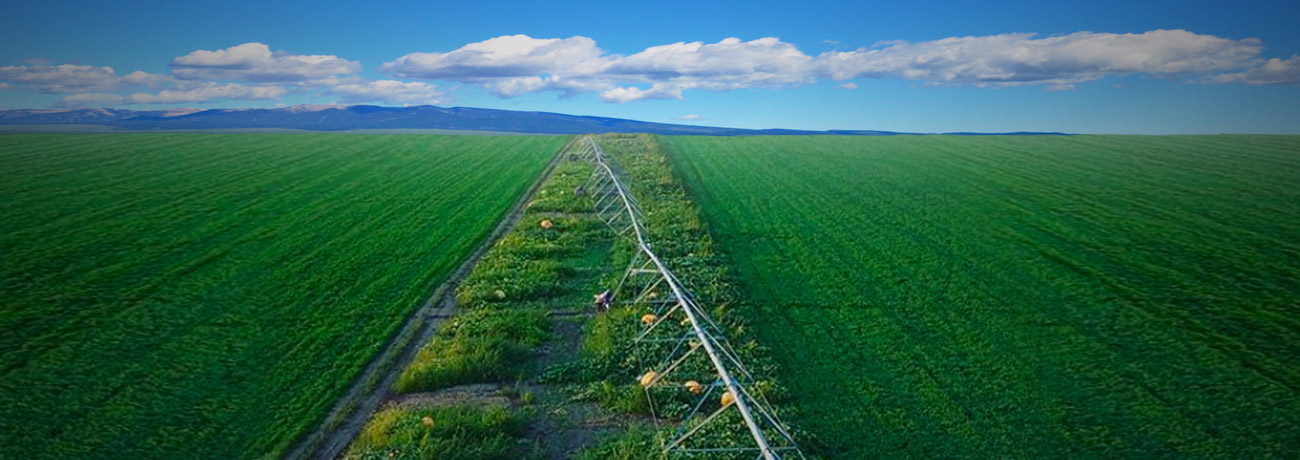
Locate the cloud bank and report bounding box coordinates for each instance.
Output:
[4,30,1298,108]
[0,64,129,93]
[6,43,402,107]
[816,30,1262,89]
[380,30,1293,101]
[49,92,124,107]
[1215,55,1300,85]
[125,83,288,104]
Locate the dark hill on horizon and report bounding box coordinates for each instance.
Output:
[0,105,1068,135]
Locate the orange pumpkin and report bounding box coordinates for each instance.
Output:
[640,370,657,387]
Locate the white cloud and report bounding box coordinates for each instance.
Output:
[674,114,701,120]
[599,84,685,103]
[835,82,859,90]
[328,80,450,105]
[383,35,815,102]
[51,93,125,107]
[1219,55,1300,85]
[605,37,811,84]
[0,64,123,93]
[170,42,361,82]
[380,35,611,99]
[123,70,175,87]
[815,29,1263,87]
[599,37,814,100]
[0,82,9,90]
[126,83,287,104]
[294,74,366,88]
[380,35,604,80]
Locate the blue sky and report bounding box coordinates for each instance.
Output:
[1,0,1298,133]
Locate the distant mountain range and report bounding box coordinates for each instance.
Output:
[0,105,1067,136]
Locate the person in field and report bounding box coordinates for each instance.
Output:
[593,289,612,312]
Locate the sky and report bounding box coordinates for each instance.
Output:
[1,0,1298,134]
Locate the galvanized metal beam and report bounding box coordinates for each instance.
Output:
[581,136,802,460]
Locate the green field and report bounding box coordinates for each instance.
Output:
[0,133,560,459]
[662,135,1300,458]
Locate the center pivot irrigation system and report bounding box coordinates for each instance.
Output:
[578,136,805,460]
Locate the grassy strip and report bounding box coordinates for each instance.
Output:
[393,160,611,394]
[347,155,621,458]
[353,135,807,458]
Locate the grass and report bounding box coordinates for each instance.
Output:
[393,309,550,394]
[342,404,534,460]
[661,134,1300,458]
[574,427,663,460]
[0,133,562,459]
